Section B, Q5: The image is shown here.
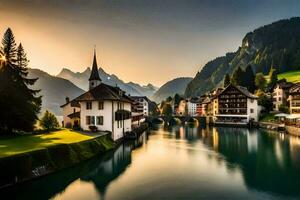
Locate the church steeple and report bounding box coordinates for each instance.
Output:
[89,48,101,90]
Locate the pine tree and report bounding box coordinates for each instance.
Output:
[223,73,231,87]
[231,67,243,85]
[0,28,41,133]
[243,65,256,93]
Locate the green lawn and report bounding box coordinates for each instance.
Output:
[278,70,300,83]
[0,129,95,158]
[264,70,300,83]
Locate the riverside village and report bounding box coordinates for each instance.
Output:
[2,4,300,200]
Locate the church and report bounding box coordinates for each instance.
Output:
[61,50,133,141]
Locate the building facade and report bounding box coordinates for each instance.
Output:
[272,81,294,111]
[288,84,300,114]
[131,96,150,116]
[61,50,132,141]
[212,84,259,124]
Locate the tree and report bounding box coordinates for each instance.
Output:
[268,65,278,88]
[166,96,172,102]
[255,73,267,91]
[223,73,231,87]
[0,28,41,133]
[256,90,273,112]
[231,67,243,85]
[161,103,173,116]
[39,110,59,131]
[243,65,256,92]
[279,104,289,114]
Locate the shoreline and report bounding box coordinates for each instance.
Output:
[0,133,114,189]
[0,123,149,190]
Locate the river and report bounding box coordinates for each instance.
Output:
[2,125,300,200]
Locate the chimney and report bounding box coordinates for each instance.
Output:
[66,97,70,103]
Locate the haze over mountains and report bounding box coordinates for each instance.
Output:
[57,67,158,97]
[152,77,192,103]
[28,68,84,116]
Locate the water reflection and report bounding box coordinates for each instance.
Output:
[198,127,300,198]
[2,127,300,199]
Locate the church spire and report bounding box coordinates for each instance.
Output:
[89,48,101,81]
[89,47,101,90]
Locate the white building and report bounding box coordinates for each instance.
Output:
[187,97,200,116]
[131,96,150,116]
[271,81,294,111]
[61,50,133,141]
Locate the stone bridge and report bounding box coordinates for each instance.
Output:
[146,115,206,125]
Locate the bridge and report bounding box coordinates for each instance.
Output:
[146,115,207,125]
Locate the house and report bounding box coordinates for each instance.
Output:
[272,80,294,111]
[131,96,150,116]
[211,84,259,125]
[187,97,200,116]
[288,84,300,115]
[61,50,133,141]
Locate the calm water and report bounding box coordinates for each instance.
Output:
[2,125,300,200]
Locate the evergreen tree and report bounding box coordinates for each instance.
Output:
[0,28,41,133]
[231,67,243,85]
[243,65,256,92]
[223,73,231,87]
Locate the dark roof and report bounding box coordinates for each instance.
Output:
[275,81,294,90]
[213,84,258,99]
[189,97,201,103]
[60,99,80,108]
[289,83,300,94]
[130,96,151,102]
[67,111,80,119]
[89,49,101,81]
[74,83,133,103]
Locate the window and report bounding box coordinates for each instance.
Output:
[250,109,254,113]
[98,101,104,110]
[97,116,103,125]
[86,116,91,125]
[86,102,92,110]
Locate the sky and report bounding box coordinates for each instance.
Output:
[0,0,300,86]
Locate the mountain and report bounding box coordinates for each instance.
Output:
[28,68,85,116]
[152,77,192,103]
[57,67,158,97]
[185,17,300,97]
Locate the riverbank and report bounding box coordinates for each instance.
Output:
[0,130,115,189]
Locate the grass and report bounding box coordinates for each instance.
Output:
[264,70,300,83]
[278,70,300,83]
[0,129,95,158]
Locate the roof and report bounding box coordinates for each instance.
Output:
[130,96,151,102]
[67,111,80,119]
[213,84,258,99]
[74,83,133,103]
[274,80,294,90]
[89,49,101,81]
[60,99,80,108]
[289,83,300,94]
[188,97,201,103]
